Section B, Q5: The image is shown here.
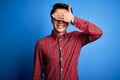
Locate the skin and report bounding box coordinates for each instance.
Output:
[52,6,74,36]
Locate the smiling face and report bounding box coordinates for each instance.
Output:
[52,9,69,36]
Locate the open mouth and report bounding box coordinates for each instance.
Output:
[57,23,65,29]
[57,25,64,28]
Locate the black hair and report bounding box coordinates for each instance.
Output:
[50,3,73,19]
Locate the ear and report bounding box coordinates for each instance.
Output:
[52,14,55,18]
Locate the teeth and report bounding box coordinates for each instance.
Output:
[58,25,64,28]
[58,26,63,28]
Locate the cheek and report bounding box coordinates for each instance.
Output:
[52,22,57,28]
[54,22,57,26]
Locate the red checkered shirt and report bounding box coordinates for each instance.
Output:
[32,17,103,80]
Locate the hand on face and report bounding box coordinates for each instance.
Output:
[52,6,74,23]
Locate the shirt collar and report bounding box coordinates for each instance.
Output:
[51,30,67,40]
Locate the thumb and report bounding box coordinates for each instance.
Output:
[68,5,72,13]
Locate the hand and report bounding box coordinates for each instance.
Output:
[52,6,74,23]
[63,6,74,23]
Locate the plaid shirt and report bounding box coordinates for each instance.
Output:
[32,17,103,80]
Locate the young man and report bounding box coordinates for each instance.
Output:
[33,3,103,80]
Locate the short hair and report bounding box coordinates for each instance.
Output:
[50,3,73,19]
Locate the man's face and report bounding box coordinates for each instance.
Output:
[52,9,69,34]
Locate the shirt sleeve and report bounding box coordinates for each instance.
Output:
[32,41,44,80]
[72,16,103,46]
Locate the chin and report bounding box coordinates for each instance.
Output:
[57,29,66,33]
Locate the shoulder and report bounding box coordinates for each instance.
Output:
[35,35,51,48]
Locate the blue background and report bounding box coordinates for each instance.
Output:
[0,0,120,80]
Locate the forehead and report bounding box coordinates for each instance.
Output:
[54,9,68,14]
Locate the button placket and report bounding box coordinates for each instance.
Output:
[59,38,63,54]
[58,38,64,79]
[58,38,64,72]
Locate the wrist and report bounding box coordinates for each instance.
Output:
[71,16,75,23]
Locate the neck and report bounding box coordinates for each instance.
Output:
[53,30,66,37]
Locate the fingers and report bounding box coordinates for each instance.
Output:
[52,6,72,22]
[68,5,72,13]
[52,13,64,20]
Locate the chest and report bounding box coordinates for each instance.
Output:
[41,37,82,62]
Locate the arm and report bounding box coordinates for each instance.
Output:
[32,41,44,80]
[72,17,103,46]
[52,5,103,46]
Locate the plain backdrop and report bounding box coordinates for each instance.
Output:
[0,0,120,80]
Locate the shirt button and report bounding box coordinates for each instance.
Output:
[61,69,63,72]
[59,39,62,41]
[60,47,62,50]
[60,58,63,61]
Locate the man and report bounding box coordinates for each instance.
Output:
[32,3,103,80]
